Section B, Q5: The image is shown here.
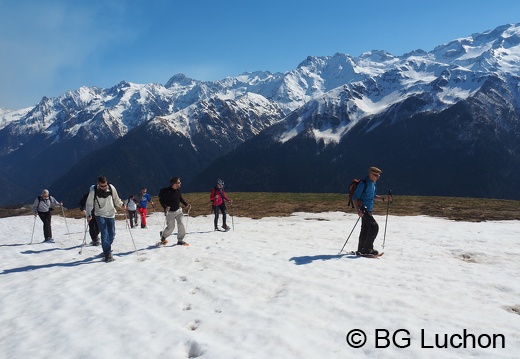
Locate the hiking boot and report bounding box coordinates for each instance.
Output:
[177,240,189,246]
[91,240,101,246]
[43,238,55,243]
[362,249,379,255]
[104,253,115,263]
[159,237,168,245]
[222,224,230,231]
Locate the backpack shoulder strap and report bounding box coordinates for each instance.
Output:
[93,185,99,208]
[108,184,116,207]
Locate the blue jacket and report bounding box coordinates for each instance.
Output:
[352,176,377,212]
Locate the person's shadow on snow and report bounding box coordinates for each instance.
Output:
[1,255,100,274]
[289,253,359,265]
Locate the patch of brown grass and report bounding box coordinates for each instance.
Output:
[179,192,520,222]
[2,193,519,222]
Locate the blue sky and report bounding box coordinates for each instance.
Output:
[1,0,519,110]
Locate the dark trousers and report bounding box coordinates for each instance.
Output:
[358,212,379,253]
[38,211,53,240]
[127,210,137,228]
[213,204,227,228]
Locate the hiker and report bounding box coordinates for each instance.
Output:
[352,167,391,255]
[85,176,125,262]
[210,178,233,231]
[158,177,191,246]
[32,189,62,243]
[79,191,100,246]
[126,195,138,228]
[135,187,153,228]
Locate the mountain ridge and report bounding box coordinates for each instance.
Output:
[1,22,519,206]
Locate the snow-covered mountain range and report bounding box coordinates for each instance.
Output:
[1,23,519,206]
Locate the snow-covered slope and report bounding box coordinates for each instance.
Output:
[2,23,519,154]
[151,93,284,147]
[273,23,520,144]
[1,212,519,358]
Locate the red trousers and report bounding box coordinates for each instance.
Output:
[138,207,148,227]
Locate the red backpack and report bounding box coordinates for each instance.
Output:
[347,179,367,208]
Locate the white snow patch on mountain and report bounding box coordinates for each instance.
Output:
[438,87,475,106]
[0,107,32,130]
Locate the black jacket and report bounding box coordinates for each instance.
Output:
[159,186,187,211]
[79,192,95,215]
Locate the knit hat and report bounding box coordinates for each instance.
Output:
[42,189,49,196]
[369,166,382,175]
[217,178,224,187]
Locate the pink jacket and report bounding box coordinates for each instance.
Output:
[210,187,230,206]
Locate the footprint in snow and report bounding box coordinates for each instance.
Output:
[183,340,204,358]
[189,287,200,294]
[185,319,201,331]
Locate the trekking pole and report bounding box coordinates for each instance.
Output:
[30,214,37,244]
[152,202,160,226]
[61,206,73,242]
[231,202,235,231]
[79,213,88,255]
[185,207,190,233]
[382,190,392,249]
[124,211,139,256]
[159,208,169,240]
[163,208,169,228]
[338,216,360,255]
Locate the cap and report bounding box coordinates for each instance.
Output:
[42,189,49,195]
[217,178,224,187]
[369,166,382,175]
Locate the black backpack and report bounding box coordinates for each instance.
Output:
[37,195,55,211]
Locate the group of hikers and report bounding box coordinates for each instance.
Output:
[33,166,390,262]
[33,176,233,262]
[77,186,153,246]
